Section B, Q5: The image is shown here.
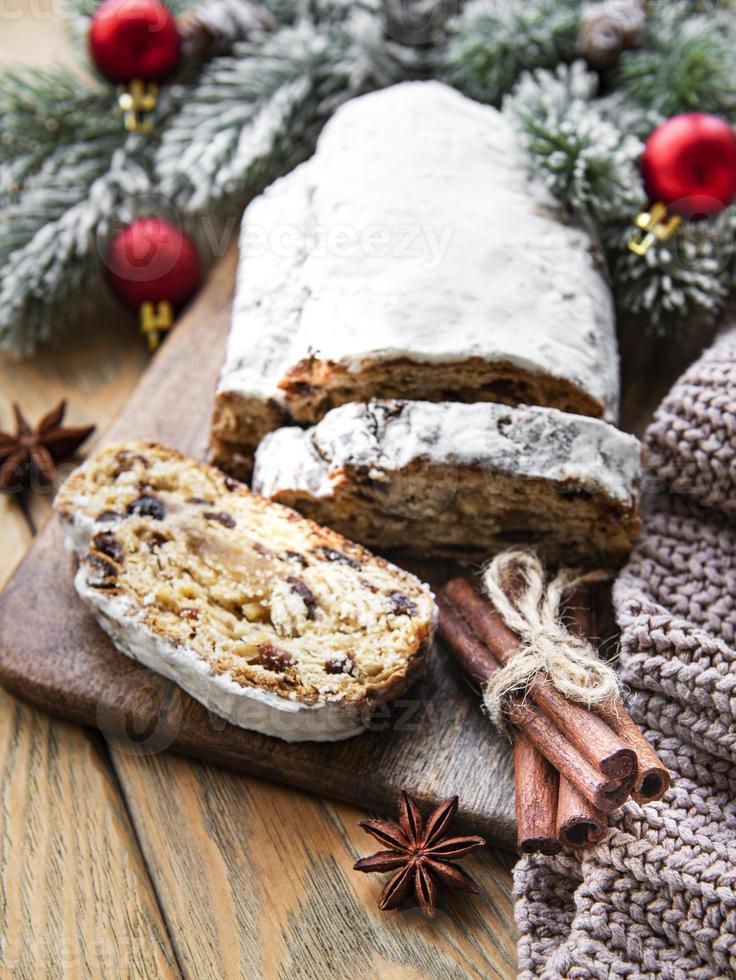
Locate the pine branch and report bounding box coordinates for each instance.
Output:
[616,2,736,120]
[440,0,582,106]
[155,24,329,214]
[0,146,154,357]
[4,0,736,354]
[504,56,736,328]
[608,211,734,330]
[504,62,642,223]
[0,69,121,203]
[0,0,284,357]
[155,10,410,213]
[0,77,191,357]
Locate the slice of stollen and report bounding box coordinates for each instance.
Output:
[252,401,642,566]
[54,441,434,742]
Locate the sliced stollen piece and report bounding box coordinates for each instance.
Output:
[211,80,619,478]
[54,441,434,742]
[252,401,642,565]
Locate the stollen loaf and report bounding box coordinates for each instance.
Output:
[211,80,619,478]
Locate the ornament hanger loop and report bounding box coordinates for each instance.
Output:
[118,80,159,133]
[628,202,682,256]
[140,300,174,351]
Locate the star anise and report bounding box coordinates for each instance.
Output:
[0,400,95,494]
[353,791,486,916]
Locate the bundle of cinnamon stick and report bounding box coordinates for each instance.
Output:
[437,578,670,853]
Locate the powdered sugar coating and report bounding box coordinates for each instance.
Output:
[217,158,316,409]
[216,80,619,429]
[253,400,641,508]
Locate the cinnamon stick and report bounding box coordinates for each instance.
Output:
[566,592,671,804]
[437,596,631,813]
[595,703,670,803]
[509,699,633,812]
[552,594,609,847]
[556,777,607,850]
[515,732,561,855]
[443,579,637,780]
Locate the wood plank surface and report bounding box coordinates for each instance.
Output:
[0,687,180,978]
[114,750,517,979]
[0,354,179,979]
[0,247,519,848]
[0,15,186,976]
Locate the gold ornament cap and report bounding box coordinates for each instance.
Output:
[139,300,174,351]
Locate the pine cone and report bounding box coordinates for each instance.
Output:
[383,0,454,47]
[178,0,274,61]
[578,0,646,70]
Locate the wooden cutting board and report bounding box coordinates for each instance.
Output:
[0,246,711,848]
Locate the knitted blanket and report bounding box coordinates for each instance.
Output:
[515,327,736,979]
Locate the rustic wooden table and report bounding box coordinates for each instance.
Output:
[0,11,516,976]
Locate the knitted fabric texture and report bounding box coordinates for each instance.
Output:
[514,326,736,979]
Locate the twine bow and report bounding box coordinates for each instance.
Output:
[480,550,619,732]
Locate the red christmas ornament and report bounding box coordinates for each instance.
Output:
[641,113,736,219]
[90,0,181,83]
[106,217,201,350]
[89,0,181,131]
[630,113,736,255]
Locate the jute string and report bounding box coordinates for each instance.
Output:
[480,550,620,732]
